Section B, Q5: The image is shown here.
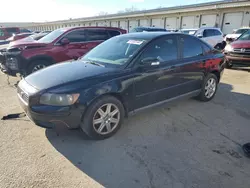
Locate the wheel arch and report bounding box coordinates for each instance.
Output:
[26,55,55,68]
[210,70,220,82]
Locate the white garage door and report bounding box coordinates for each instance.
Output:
[166,17,177,29]
[181,16,195,29]
[151,18,164,28]
[129,20,138,32]
[222,12,243,34]
[200,14,217,27]
[111,21,119,27]
[139,19,149,27]
[119,20,127,30]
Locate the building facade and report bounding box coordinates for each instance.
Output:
[20,0,250,34]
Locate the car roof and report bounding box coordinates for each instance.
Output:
[199,27,221,30]
[118,32,185,40]
[61,26,126,32]
[136,26,166,29]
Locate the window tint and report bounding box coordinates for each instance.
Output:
[87,29,109,41]
[0,29,4,36]
[202,43,211,55]
[213,29,222,36]
[6,28,19,35]
[141,36,178,62]
[108,30,121,37]
[203,29,213,37]
[181,36,203,58]
[64,30,86,43]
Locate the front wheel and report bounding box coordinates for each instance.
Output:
[197,73,218,102]
[80,96,125,140]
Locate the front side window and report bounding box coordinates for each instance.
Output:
[237,30,250,41]
[82,36,147,67]
[64,30,86,43]
[86,29,109,41]
[141,36,178,62]
[108,30,121,37]
[181,36,203,58]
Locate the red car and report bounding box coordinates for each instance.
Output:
[224,30,250,67]
[0,27,126,76]
[0,27,20,40]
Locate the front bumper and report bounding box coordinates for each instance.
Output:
[225,53,250,66]
[17,91,85,129]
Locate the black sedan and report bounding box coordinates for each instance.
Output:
[17,32,225,139]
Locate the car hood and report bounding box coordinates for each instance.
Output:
[225,34,241,39]
[24,60,116,90]
[8,40,47,49]
[231,40,250,48]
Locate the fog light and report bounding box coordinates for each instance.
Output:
[6,57,18,70]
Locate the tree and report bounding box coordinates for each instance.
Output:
[117,6,138,13]
[97,11,108,16]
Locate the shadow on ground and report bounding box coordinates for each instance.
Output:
[46,82,250,188]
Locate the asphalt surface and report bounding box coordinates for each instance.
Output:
[0,68,250,188]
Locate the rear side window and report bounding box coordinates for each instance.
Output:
[0,29,4,36]
[181,36,203,58]
[203,29,215,37]
[87,29,109,41]
[6,28,19,35]
[213,29,222,36]
[108,30,121,37]
[64,30,86,43]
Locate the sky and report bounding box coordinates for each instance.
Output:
[0,0,216,22]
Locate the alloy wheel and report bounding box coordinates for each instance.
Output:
[205,78,216,98]
[93,103,120,135]
[32,64,46,72]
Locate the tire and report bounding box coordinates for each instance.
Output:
[26,60,51,75]
[80,96,125,140]
[197,73,218,102]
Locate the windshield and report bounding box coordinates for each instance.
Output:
[82,36,147,67]
[237,30,250,41]
[235,29,248,34]
[38,28,66,43]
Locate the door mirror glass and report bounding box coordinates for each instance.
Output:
[141,57,160,66]
[61,38,70,45]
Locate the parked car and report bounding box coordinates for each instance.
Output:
[0,27,20,40]
[0,33,32,46]
[130,27,167,32]
[224,29,250,68]
[0,27,126,76]
[17,32,225,139]
[194,27,224,48]
[180,28,198,35]
[20,28,32,33]
[224,28,250,42]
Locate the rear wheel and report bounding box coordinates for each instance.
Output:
[197,73,218,102]
[26,60,51,75]
[80,96,125,140]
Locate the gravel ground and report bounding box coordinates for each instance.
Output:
[0,68,250,188]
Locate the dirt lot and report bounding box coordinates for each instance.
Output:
[0,68,250,188]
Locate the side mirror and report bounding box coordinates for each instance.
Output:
[141,57,160,67]
[61,38,70,45]
[197,34,203,38]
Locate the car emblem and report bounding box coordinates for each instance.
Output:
[241,48,246,52]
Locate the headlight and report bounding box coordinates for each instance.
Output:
[40,93,80,106]
[6,57,18,70]
[224,45,233,52]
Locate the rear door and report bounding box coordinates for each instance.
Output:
[175,35,206,94]
[85,28,110,50]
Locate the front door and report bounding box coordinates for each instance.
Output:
[133,35,181,110]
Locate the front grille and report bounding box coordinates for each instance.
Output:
[228,52,250,58]
[233,48,250,53]
[17,86,29,104]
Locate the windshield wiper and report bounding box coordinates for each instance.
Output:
[84,61,105,67]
